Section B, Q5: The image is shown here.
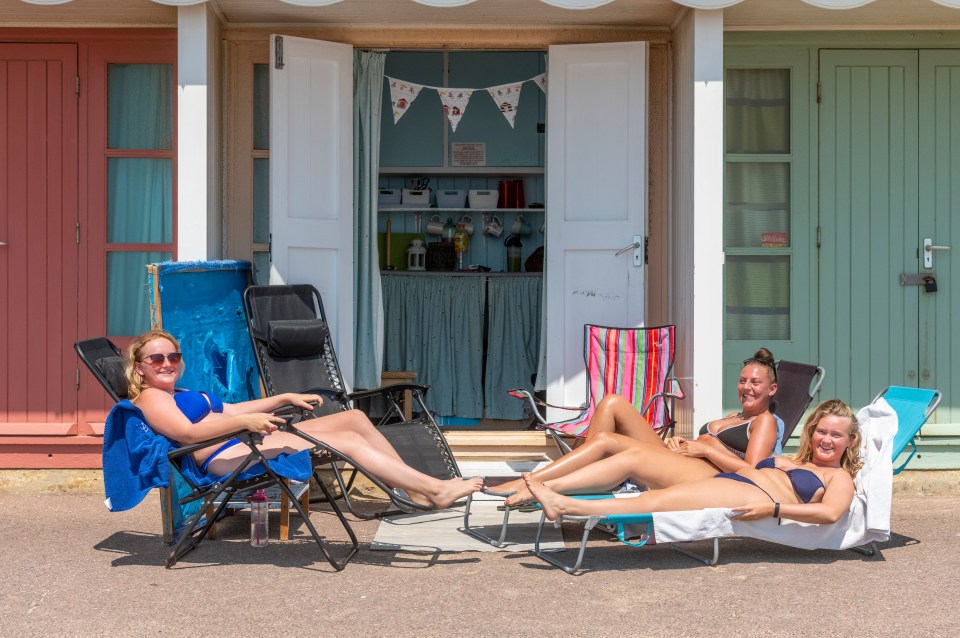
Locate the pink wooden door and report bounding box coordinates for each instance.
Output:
[0,44,80,441]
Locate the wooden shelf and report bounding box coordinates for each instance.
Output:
[379,166,544,175]
[379,207,542,213]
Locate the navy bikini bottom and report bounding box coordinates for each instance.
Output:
[200,438,243,473]
[715,472,775,503]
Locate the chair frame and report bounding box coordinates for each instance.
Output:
[242,284,463,520]
[772,360,826,447]
[873,385,942,475]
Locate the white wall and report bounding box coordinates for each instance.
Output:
[671,9,725,436]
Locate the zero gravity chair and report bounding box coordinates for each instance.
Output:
[243,284,464,518]
[74,337,361,570]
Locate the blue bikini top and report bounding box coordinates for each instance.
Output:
[173,390,224,424]
[755,457,825,504]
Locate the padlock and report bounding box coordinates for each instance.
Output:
[923,275,938,293]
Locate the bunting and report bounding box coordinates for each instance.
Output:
[385,73,547,130]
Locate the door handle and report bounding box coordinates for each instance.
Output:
[0,241,7,246]
[614,235,644,267]
[923,238,951,268]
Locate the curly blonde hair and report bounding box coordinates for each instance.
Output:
[124,329,183,400]
[791,399,863,477]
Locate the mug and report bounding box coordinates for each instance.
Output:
[426,214,444,235]
[484,214,504,238]
[459,214,475,236]
[511,213,531,236]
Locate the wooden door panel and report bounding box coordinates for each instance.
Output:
[0,44,79,434]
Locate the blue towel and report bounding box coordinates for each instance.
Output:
[102,401,314,512]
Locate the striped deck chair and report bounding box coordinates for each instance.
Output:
[510,324,684,455]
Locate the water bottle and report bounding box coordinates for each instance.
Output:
[453,222,469,270]
[250,489,269,547]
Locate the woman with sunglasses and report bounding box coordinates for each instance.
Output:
[126,329,483,509]
[499,348,781,506]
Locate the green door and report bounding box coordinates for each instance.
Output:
[819,49,958,427]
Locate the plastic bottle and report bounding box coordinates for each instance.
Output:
[453,222,469,270]
[442,217,456,243]
[505,234,523,272]
[250,489,269,547]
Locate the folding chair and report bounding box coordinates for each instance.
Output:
[772,360,825,447]
[74,338,311,546]
[508,324,684,456]
[873,385,941,475]
[463,324,683,547]
[243,284,463,519]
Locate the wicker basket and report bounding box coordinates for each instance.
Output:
[426,242,456,271]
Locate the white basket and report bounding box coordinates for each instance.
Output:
[436,189,467,208]
[468,189,498,209]
[378,188,401,206]
[402,188,431,207]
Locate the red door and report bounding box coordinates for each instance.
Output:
[0,44,82,461]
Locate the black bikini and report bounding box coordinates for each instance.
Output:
[715,459,825,504]
[699,419,753,459]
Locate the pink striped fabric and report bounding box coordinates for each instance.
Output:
[549,324,676,438]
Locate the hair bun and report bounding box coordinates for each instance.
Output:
[753,347,775,366]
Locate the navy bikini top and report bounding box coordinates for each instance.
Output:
[173,390,224,423]
[755,457,824,504]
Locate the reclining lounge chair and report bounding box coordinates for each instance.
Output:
[529,388,932,574]
[243,284,464,518]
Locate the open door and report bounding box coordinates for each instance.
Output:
[269,35,355,386]
[544,42,649,419]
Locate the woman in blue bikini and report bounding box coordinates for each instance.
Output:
[523,399,862,524]
[126,329,483,509]
[500,348,782,505]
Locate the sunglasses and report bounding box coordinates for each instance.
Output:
[140,352,183,367]
[743,358,777,382]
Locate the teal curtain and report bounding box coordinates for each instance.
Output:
[353,50,386,389]
[484,276,543,419]
[382,275,487,418]
[105,64,173,336]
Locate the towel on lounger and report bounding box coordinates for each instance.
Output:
[645,398,898,550]
[102,401,313,512]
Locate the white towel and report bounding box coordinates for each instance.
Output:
[647,398,898,550]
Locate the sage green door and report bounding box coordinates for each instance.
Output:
[819,49,958,427]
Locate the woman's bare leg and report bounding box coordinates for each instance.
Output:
[583,394,669,446]
[208,430,482,509]
[505,444,718,506]
[496,431,644,495]
[297,409,405,462]
[523,473,771,521]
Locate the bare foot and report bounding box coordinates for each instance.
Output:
[522,473,569,521]
[493,477,525,495]
[503,485,534,507]
[427,476,485,510]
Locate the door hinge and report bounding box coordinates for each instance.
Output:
[268,232,272,260]
[76,222,80,244]
[816,226,822,248]
[75,76,80,98]
[274,36,284,70]
[816,81,821,104]
[76,368,80,390]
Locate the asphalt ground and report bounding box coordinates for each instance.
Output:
[1,489,959,637]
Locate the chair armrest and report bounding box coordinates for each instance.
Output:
[347,383,431,402]
[507,389,585,427]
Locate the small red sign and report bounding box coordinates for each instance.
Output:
[761,232,788,247]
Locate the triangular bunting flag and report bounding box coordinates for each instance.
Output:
[387,76,425,124]
[532,73,547,94]
[437,88,475,132]
[486,81,525,128]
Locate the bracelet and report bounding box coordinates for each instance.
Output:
[772,502,780,518]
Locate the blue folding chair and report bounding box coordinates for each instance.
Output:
[873,386,941,475]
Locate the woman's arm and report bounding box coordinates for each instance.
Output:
[731,470,855,524]
[676,436,753,473]
[137,388,283,445]
[221,392,322,416]
[742,412,779,465]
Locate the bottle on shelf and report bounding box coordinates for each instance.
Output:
[442,218,456,243]
[453,222,469,270]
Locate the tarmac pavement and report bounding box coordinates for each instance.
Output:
[1,490,959,637]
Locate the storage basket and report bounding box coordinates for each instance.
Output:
[426,242,456,271]
[468,189,498,209]
[402,188,431,207]
[378,188,401,206]
[436,189,467,208]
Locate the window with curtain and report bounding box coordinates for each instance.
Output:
[105,63,174,335]
[251,63,271,284]
[724,68,792,341]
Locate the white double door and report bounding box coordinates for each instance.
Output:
[270,37,649,407]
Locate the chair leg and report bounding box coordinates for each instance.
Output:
[206,502,218,540]
[280,485,291,542]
